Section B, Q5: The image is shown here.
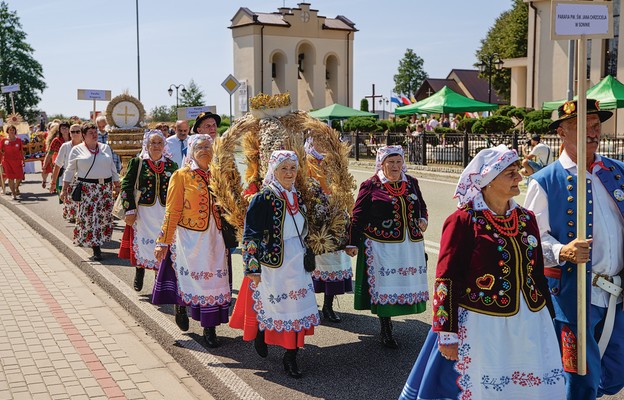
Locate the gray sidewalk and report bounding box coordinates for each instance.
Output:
[0,204,214,400]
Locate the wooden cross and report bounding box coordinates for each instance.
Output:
[116,105,136,125]
[365,84,383,113]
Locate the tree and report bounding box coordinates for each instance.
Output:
[0,1,46,121]
[179,79,205,107]
[393,49,428,98]
[148,105,176,122]
[360,98,369,112]
[476,0,528,102]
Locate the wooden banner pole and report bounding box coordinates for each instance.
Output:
[576,35,588,376]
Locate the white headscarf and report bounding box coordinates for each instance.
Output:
[454,144,518,207]
[375,145,407,182]
[139,129,172,161]
[184,134,213,170]
[263,150,298,192]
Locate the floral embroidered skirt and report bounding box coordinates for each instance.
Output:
[399,300,565,400]
[354,237,428,317]
[73,181,114,247]
[230,237,320,350]
[312,250,353,296]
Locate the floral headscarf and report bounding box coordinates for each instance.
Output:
[139,129,172,161]
[454,144,518,207]
[263,150,298,192]
[304,137,323,161]
[184,134,213,169]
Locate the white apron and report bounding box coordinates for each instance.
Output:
[312,250,353,282]
[171,215,231,307]
[132,202,165,270]
[455,299,566,399]
[364,237,428,305]
[252,211,320,332]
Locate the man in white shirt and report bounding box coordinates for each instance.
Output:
[520,134,552,176]
[166,120,190,167]
[524,99,624,400]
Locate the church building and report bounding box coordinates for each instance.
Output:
[229,3,357,115]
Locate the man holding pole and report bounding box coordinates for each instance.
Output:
[525,99,624,400]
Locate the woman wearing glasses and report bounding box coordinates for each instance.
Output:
[50,124,83,221]
[153,134,234,348]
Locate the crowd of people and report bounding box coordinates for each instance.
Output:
[1,99,622,399]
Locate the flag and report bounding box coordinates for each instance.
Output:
[390,95,401,105]
[410,95,417,103]
[401,96,411,105]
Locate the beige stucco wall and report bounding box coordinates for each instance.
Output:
[231,4,354,116]
[513,0,624,136]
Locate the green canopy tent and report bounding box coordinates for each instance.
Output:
[308,103,378,121]
[394,86,498,115]
[542,75,624,111]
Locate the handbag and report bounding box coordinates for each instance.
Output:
[288,198,316,273]
[71,149,97,202]
[112,158,142,220]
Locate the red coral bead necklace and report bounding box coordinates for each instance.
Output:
[483,208,519,237]
[384,181,407,197]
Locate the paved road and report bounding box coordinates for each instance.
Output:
[3,162,622,400]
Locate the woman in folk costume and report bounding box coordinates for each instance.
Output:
[399,145,565,400]
[230,150,320,379]
[118,130,177,292]
[304,137,353,323]
[348,145,428,348]
[153,134,232,348]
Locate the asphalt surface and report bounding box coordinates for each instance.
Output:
[3,162,622,400]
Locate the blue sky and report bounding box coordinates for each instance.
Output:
[4,0,512,119]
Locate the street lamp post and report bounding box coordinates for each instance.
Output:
[168,84,187,110]
[378,97,389,119]
[478,54,504,105]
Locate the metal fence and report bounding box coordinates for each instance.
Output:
[345,131,624,167]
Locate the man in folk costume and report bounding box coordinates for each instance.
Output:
[525,99,624,399]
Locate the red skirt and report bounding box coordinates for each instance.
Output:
[118,225,138,266]
[229,276,314,350]
[2,159,24,180]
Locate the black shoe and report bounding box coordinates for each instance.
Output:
[203,327,220,348]
[174,305,189,332]
[254,329,268,358]
[133,267,145,291]
[380,317,399,349]
[90,246,103,262]
[322,304,342,323]
[283,349,302,378]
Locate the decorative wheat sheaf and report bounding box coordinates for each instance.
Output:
[210,97,355,253]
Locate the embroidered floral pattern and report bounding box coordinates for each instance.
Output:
[251,283,320,332]
[311,268,353,282]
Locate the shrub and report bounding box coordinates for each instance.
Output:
[495,105,516,117]
[458,117,479,132]
[360,98,369,112]
[524,109,552,125]
[343,116,380,132]
[525,119,553,134]
[434,126,457,134]
[507,107,528,121]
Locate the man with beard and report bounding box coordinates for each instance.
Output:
[524,99,624,400]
